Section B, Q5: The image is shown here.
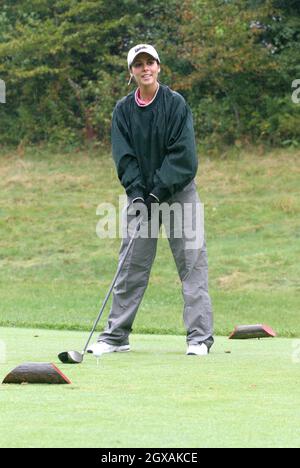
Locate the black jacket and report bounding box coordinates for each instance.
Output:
[111,84,198,202]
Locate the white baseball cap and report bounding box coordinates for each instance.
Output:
[127,44,160,69]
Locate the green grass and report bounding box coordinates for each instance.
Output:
[1,147,299,448]
[0,146,299,336]
[0,327,299,448]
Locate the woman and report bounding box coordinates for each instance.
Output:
[88,44,214,356]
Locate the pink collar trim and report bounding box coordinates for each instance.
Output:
[135,84,160,107]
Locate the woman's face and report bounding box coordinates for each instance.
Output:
[131,53,160,87]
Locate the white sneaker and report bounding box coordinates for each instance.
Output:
[186,343,209,356]
[87,341,130,357]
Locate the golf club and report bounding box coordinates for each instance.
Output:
[58,218,142,364]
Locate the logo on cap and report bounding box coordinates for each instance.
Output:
[134,45,147,53]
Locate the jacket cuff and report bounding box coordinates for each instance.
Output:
[150,186,170,203]
[149,193,160,202]
[132,197,145,203]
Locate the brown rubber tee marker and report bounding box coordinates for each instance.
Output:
[229,324,277,340]
[2,363,71,384]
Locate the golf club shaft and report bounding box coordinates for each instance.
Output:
[82,219,142,355]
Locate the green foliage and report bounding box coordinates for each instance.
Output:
[0,0,299,151]
[169,0,300,152]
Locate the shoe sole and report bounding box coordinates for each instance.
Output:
[186,352,208,356]
[87,346,130,354]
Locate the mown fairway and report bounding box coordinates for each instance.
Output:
[0,328,299,448]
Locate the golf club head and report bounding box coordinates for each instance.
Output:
[58,351,83,364]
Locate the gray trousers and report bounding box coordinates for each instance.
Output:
[99,180,214,349]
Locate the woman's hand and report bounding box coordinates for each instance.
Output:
[132,195,159,220]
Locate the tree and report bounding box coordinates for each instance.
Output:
[170,0,282,148]
[0,0,184,146]
[0,0,299,150]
